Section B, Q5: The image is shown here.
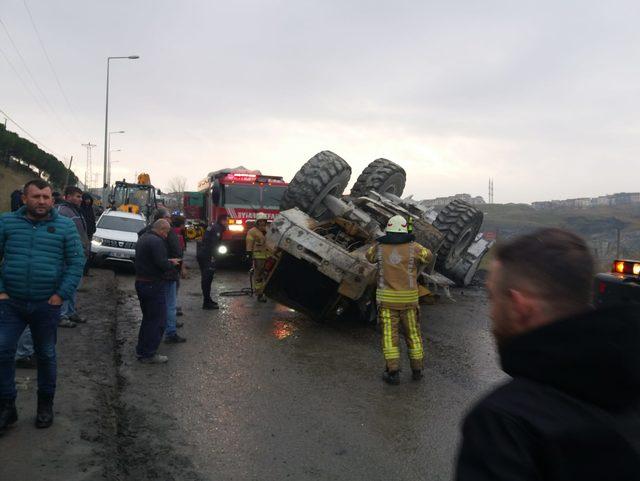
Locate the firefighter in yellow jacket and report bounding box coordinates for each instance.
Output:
[246,212,269,302]
[366,215,433,385]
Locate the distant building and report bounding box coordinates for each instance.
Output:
[532,192,640,209]
[420,193,486,207]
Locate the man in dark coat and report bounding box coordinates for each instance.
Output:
[196,215,225,310]
[455,228,640,480]
[80,193,96,240]
[134,219,179,363]
[10,189,23,212]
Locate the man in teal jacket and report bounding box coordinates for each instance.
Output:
[0,179,84,432]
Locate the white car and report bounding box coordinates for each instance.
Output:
[91,210,147,265]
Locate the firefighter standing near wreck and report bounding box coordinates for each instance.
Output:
[366,215,432,385]
[246,212,269,303]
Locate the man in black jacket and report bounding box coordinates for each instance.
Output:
[455,228,640,480]
[196,215,226,310]
[134,219,180,364]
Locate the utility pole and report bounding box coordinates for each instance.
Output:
[488,178,494,204]
[63,155,74,188]
[82,142,96,189]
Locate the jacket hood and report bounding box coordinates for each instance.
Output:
[500,305,640,410]
[14,205,59,221]
[377,232,415,245]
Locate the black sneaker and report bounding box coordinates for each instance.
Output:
[382,370,400,385]
[69,313,86,324]
[16,356,37,369]
[58,317,77,328]
[412,369,424,381]
[164,334,187,344]
[35,394,54,429]
[0,398,17,430]
[202,301,219,310]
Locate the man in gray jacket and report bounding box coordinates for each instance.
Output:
[56,186,89,327]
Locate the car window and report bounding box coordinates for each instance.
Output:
[97,216,146,233]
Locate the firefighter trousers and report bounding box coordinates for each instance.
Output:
[252,258,266,296]
[379,307,424,372]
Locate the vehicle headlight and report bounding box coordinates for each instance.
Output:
[91,236,103,246]
[217,245,228,255]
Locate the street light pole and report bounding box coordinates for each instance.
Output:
[107,131,125,187]
[102,55,139,201]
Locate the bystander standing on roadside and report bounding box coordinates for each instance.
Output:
[171,214,187,317]
[10,188,23,212]
[139,209,186,343]
[455,228,640,480]
[80,193,97,276]
[0,179,84,432]
[56,186,90,327]
[134,219,180,364]
[196,214,225,310]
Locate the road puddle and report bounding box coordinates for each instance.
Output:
[271,320,297,340]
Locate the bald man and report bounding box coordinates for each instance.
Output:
[133,219,180,364]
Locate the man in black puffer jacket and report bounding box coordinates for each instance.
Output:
[456,228,640,480]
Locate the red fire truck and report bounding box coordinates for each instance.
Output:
[197,167,288,258]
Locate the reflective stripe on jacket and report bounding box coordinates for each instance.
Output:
[366,241,432,309]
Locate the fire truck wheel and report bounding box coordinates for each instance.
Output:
[349,158,406,198]
[280,151,352,220]
[432,199,483,272]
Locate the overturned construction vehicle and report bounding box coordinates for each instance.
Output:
[262,151,493,322]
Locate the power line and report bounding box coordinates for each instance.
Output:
[22,0,79,124]
[0,44,51,119]
[0,15,79,143]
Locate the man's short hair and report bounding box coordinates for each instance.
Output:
[63,185,83,197]
[494,228,594,310]
[152,219,171,232]
[23,179,51,194]
[152,208,170,222]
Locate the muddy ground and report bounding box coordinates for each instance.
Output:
[1,247,503,480]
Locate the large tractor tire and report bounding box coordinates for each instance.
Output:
[280,151,351,220]
[432,200,483,272]
[350,158,406,198]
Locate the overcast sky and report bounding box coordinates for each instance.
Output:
[1,1,639,203]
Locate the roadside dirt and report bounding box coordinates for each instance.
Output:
[0,267,202,481]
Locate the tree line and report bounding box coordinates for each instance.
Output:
[0,124,78,188]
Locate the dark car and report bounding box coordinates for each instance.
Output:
[594,259,640,307]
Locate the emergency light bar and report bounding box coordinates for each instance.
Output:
[612,259,640,276]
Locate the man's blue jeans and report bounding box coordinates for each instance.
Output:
[135,281,167,359]
[60,290,77,319]
[0,299,60,399]
[164,281,177,338]
[16,327,34,359]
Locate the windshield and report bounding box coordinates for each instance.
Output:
[223,184,261,209]
[262,185,286,209]
[97,215,146,233]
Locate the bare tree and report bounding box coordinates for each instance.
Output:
[166,176,187,194]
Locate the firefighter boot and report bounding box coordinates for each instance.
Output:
[35,393,54,429]
[382,370,400,385]
[0,398,18,431]
[412,369,424,381]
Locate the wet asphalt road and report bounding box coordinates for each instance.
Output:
[114,248,504,481]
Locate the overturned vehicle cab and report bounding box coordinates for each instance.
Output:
[262,151,493,322]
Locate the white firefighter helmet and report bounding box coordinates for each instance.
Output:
[385,215,409,234]
[256,212,268,222]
